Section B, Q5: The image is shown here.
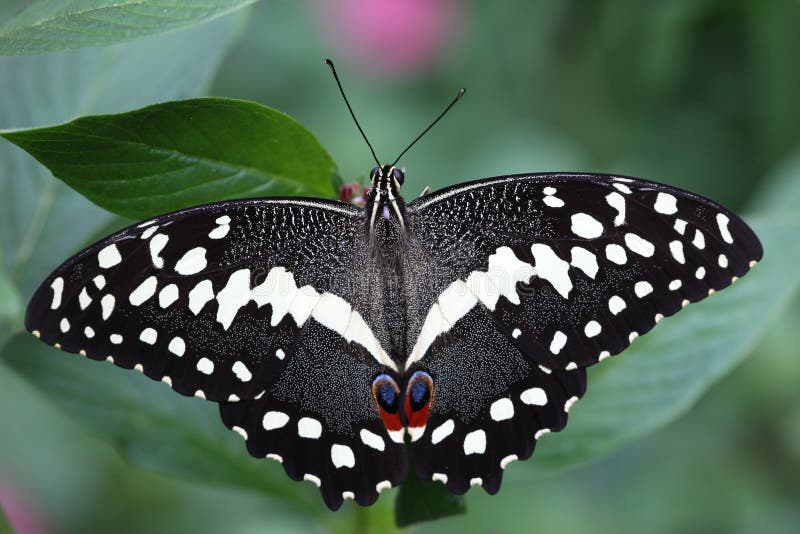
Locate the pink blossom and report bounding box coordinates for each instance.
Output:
[0,480,48,534]
[317,0,464,76]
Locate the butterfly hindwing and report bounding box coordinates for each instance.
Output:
[218,320,407,510]
[407,306,587,493]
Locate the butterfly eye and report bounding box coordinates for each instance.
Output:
[369,167,381,183]
[405,371,433,441]
[391,168,405,186]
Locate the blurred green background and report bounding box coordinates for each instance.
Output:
[1,1,799,532]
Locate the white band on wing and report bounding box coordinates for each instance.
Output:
[208,266,397,371]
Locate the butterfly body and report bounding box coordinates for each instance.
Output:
[26,170,762,509]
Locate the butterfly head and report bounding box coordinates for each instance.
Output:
[369,165,405,190]
[366,165,406,230]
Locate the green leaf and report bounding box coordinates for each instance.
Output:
[0,14,247,300]
[395,466,466,527]
[1,98,338,219]
[0,0,257,55]
[0,498,11,534]
[2,333,323,514]
[0,269,22,347]
[533,214,800,470]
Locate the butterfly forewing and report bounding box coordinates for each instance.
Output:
[25,198,369,401]
[404,173,762,486]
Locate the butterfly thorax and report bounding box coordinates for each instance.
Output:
[363,165,411,367]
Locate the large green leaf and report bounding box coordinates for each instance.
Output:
[0,0,257,55]
[0,98,338,219]
[0,13,247,326]
[532,215,800,470]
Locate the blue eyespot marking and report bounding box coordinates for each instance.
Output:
[408,371,433,405]
[372,374,398,407]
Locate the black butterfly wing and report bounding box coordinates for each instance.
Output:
[218,318,407,510]
[26,197,407,508]
[404,172,761,490]
[406,307,587,493]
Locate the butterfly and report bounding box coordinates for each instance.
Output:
[24,62,763,510]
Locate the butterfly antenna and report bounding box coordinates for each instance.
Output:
[391,88,465,167]
[325,59,381,168]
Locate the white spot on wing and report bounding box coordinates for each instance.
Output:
[692,229,706,249]
[93,275,106,289]
[175,247,207,275]
[571,213,604,239]
[209,216,231,239]
[188,280,214,315]
[609,295,626,315]
[584,320,602,337]
[512,328,521,338]
[304,474,321,487]
[654,192,678,214]
[360,428,385,451]
[216,269,251,330]
[501,454,518,469]
[159,284,179,308]
[298,417,322,439]
[625,233,655,257]
[520,387,547,406]
[78,287,91,310]
[59,317,70,332]
[605,244,627,265]
[331,444,355,469]
[432,473,448,484]
[431,419,454,444]
[669,279,682,291]
[463,429,487,455]
[490,398,514,421]
[262,411,289,430]
[139,327,157,345]
[605,191,626,226]
[129,276,157,306]
[110,334,123,344]
[50,277,64,309]
[84,326,95,338]
[197,357,214,374]
[532,244,572,298]
[232,361,252,382]
[716,213,733,243]
[613,183,632,194]
[549,330,567,354]
[635,281,654,298]
[669,240,685,264]
[98,244,121,268]
[100,294,115,320]
[674,219,687,235]
[718,254,729,268]
[149,234,168,269]
[168,336,185,356]
[570,247,598,279]
[543,195,564,208]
